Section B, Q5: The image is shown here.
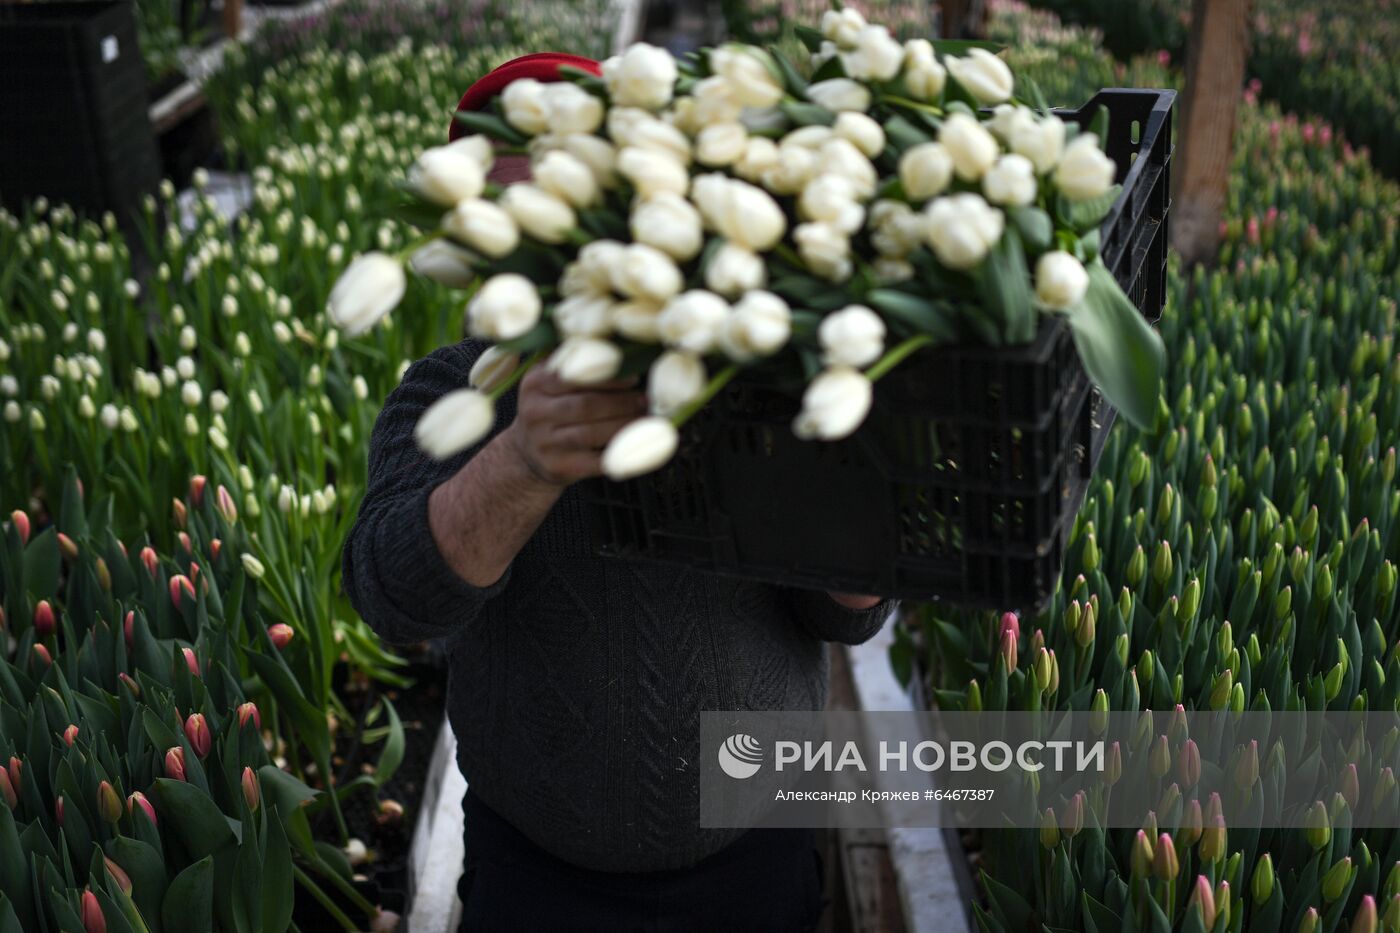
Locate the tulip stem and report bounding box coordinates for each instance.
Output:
[487,349,547,402]
[865,333,936,383]
[392,230,445,262]
[293,866,358,931]
[671,364,740,427]
[881,94,945,117]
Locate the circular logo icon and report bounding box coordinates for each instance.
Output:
[718,733,763,779]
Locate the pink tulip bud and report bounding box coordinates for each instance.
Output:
[1341,762,1360,810]
[172,498,187,529]
[9,510,29,546]
[998,612,1019,641]
[189,475,207,508]
[177,532,192,555]
[169,575,195,610]
[31,643,52,669]
[55,795,65,827]
[34,600,55,638]
[63,724,79,746]
[95,557,111,591]
[1178,739,1201,789]
[7,757,20,797]
[103,856,132,895]
[124,611,135,647]
[0,605,5,631]
[57,532,79,561]
[216,485,238,525]
[210,538,222,561]
[184,713,211,758]
[97,780,122,823]
[1190,875,1216,928]
[165,747,186,782]
[237,702,261,731]
[188,562,201,586]
[268,623,295,649]
[81,888,106,933]
[182,647,200,677]
[127,791,156,826]
[998,629,1017,673]
[241,767,260,811]
[140,546,159,578]
[0,769,16,810]
[118,672,140,698]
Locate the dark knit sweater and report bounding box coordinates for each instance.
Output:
[342,338,894,873]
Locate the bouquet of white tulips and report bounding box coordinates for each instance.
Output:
[327,4,1165,480]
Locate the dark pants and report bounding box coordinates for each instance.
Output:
[457,790,824,932]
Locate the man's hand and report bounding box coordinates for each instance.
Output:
[503,366,649,485]
[826,592,884,610]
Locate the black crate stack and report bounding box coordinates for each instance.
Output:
[0,2,161,224]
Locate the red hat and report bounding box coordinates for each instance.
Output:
[449,52,603,142]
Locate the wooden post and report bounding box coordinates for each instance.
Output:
[1171,0,1251,267]
[222,0,243,41]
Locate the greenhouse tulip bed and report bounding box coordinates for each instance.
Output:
[0,0,1398,928]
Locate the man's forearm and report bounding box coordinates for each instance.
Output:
[427,425,563,588]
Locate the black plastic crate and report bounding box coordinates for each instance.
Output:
[589,88,1175,612]
[0,1,161,226]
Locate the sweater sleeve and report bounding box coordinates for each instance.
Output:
[342,339,514,646]
[783,587,897,646]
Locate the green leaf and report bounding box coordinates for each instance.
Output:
[792,24,824,53]
[1059,184,1122,233]
[451,110,526,145]
[978,231,1036,345]
[372,698,406,788]
[1088,103,1110,150]
[162,856,214,933]
[259,812,294,933]
[1008,206,1053,253]
[108,837,167,933]
[865,290,958,342]
[1066,260,1165,430]
[0,807,34,930]
[768,48,810,97]
[23,527,60,600]
[149,779,238,860]
[780,101,833,127]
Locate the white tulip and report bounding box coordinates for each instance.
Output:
[552,292,615,338]
[0,375,15,396]
[446,133,494,169]
[690,175,786,251]
[543,82,604,135]
[501,79,550,135]
[793,366,873,440]
[657,290,730,354]
[794,222,852,282]
[833,112,886,158]
[411,240,477,288]
[721,290,791,360]
[2,401,18,424]
[983,154,1038,207]
[1035,251,1089,309]
[443,198,520,258]
[533,150,600,207]
[782,125,834,150]
[210,389,229,414]
[499,184,576,244]
[806,78,871,113]
[603,43,677,110]
[873,257,915,283]
[548,336,623,385]
[799,174,864,235]
[840,25,904,81]
[821,8,866,45]
[177,356,196,380]
[100,402,119,429]
[613,112,692,163]
[987,104,1029,142]
[682,76,744,129]
[562,239,626,296]
[710,47,784,107]
[562,133,619,188]
[181,381,202,407]
[940,112,1000,181]
[407,146,486,206]
[327,252,405,336]
[610,299,665,342]
[467,273,542,340]
[946,48,1014,105]
[696,122,749,167]
[648,351,706,416]
[610,243,684,302]
[819,305,886,367]
[733,137,781,183]
[759,144,819,195]
[602,416,679,480]
[902,39,947,100]
[924,193,1005,270]
[704,242,766,297]
[631,192,704,261]
[617,147,690,198]
[352,376,369,400]
[1010,113,1067,175]
[1055,134,1117,201]
[819,137,878,198]
[898,142,954,201]
[415,388,495,459]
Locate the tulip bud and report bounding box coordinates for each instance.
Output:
[1075,601,1096,648]
[1061,792,1084,838]
[1305,800,1332,849]
[165,746,186,781]
[998,611,1020,642]
[63,723,79,746]
[1210,669,1234,710]
[169,574,194,610]
[140,546,159,578]
[1033,648,1052,691]
[1353,895,1377,933]
[1323,857,1354,902]
[1149,735,1170,778]
[1200,814,1227,862]
[1130,830,1154,877]
[1158,782,1180,816]
[216,485,238,524]
[1126,545,1146,586]
[1039,808,1059,849]
[172,498,187,529]
[1028,628,1045,656]
[1153,833,1179,880]
[81,889,105,933]
[57,532,78,561]
[1152,541,1173,585]
[6,758,18,799]
[268,623,294,649]
[1235,740,1259,791]
[1189,875,1216,928]
[998,628,1017,673]
[182,647,200,677]
[34,599,56,638]
[103,856,132,895]
[0,770,15,810]
[55,795,65,826]
[1180,798,1203,845]
[97,780,122,823]
[118,672,140,698]
[127,791,156,826]
[241,553,266,580]
[1325,660,1345,701]
[1172,738,1200,789]
[9,510,29,545]
[1385,895,1400,933]
[1373,768,1396,813]
[237,702,261,731]
[1081,533,1099,572]
[965,679,982,711]
[184,713,211,758]
[242,767,260,811]
[1089,689,1109,735]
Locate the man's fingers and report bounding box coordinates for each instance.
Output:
[532,369,640,396]
[552,417,638,451]
[544,391,648,425]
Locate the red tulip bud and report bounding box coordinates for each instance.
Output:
[34,600,55,638]
[0,605,5,631]
[55,794,65,826]
[103,856,132,895]
[268,623,294,649]
[998,628,1017,672]
[164,747,186,781]
[0,769,16,810]
[97,780,122,823]
[237,702,261,731]
[172,498,187,529]
[127,791,156,826]
[140,546,159,578]
[124,611,135,647]
[210,538,222,561]
[182,647,200,677]
[188,561,201,586]
[7,757,20,796]
[80,888,105,933]
[63,724,79,746]
[216,485,238,524]
[169,574,195,610]
[184,713,211,758]
[10,510,30,546]
[241,767,259,811]
[189,475,207,507]
[177,532,192,555]
[31,644,52,669]
[57,532,78,561]
[118,672,140,698]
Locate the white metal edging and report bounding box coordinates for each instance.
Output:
[406,717,467,933]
